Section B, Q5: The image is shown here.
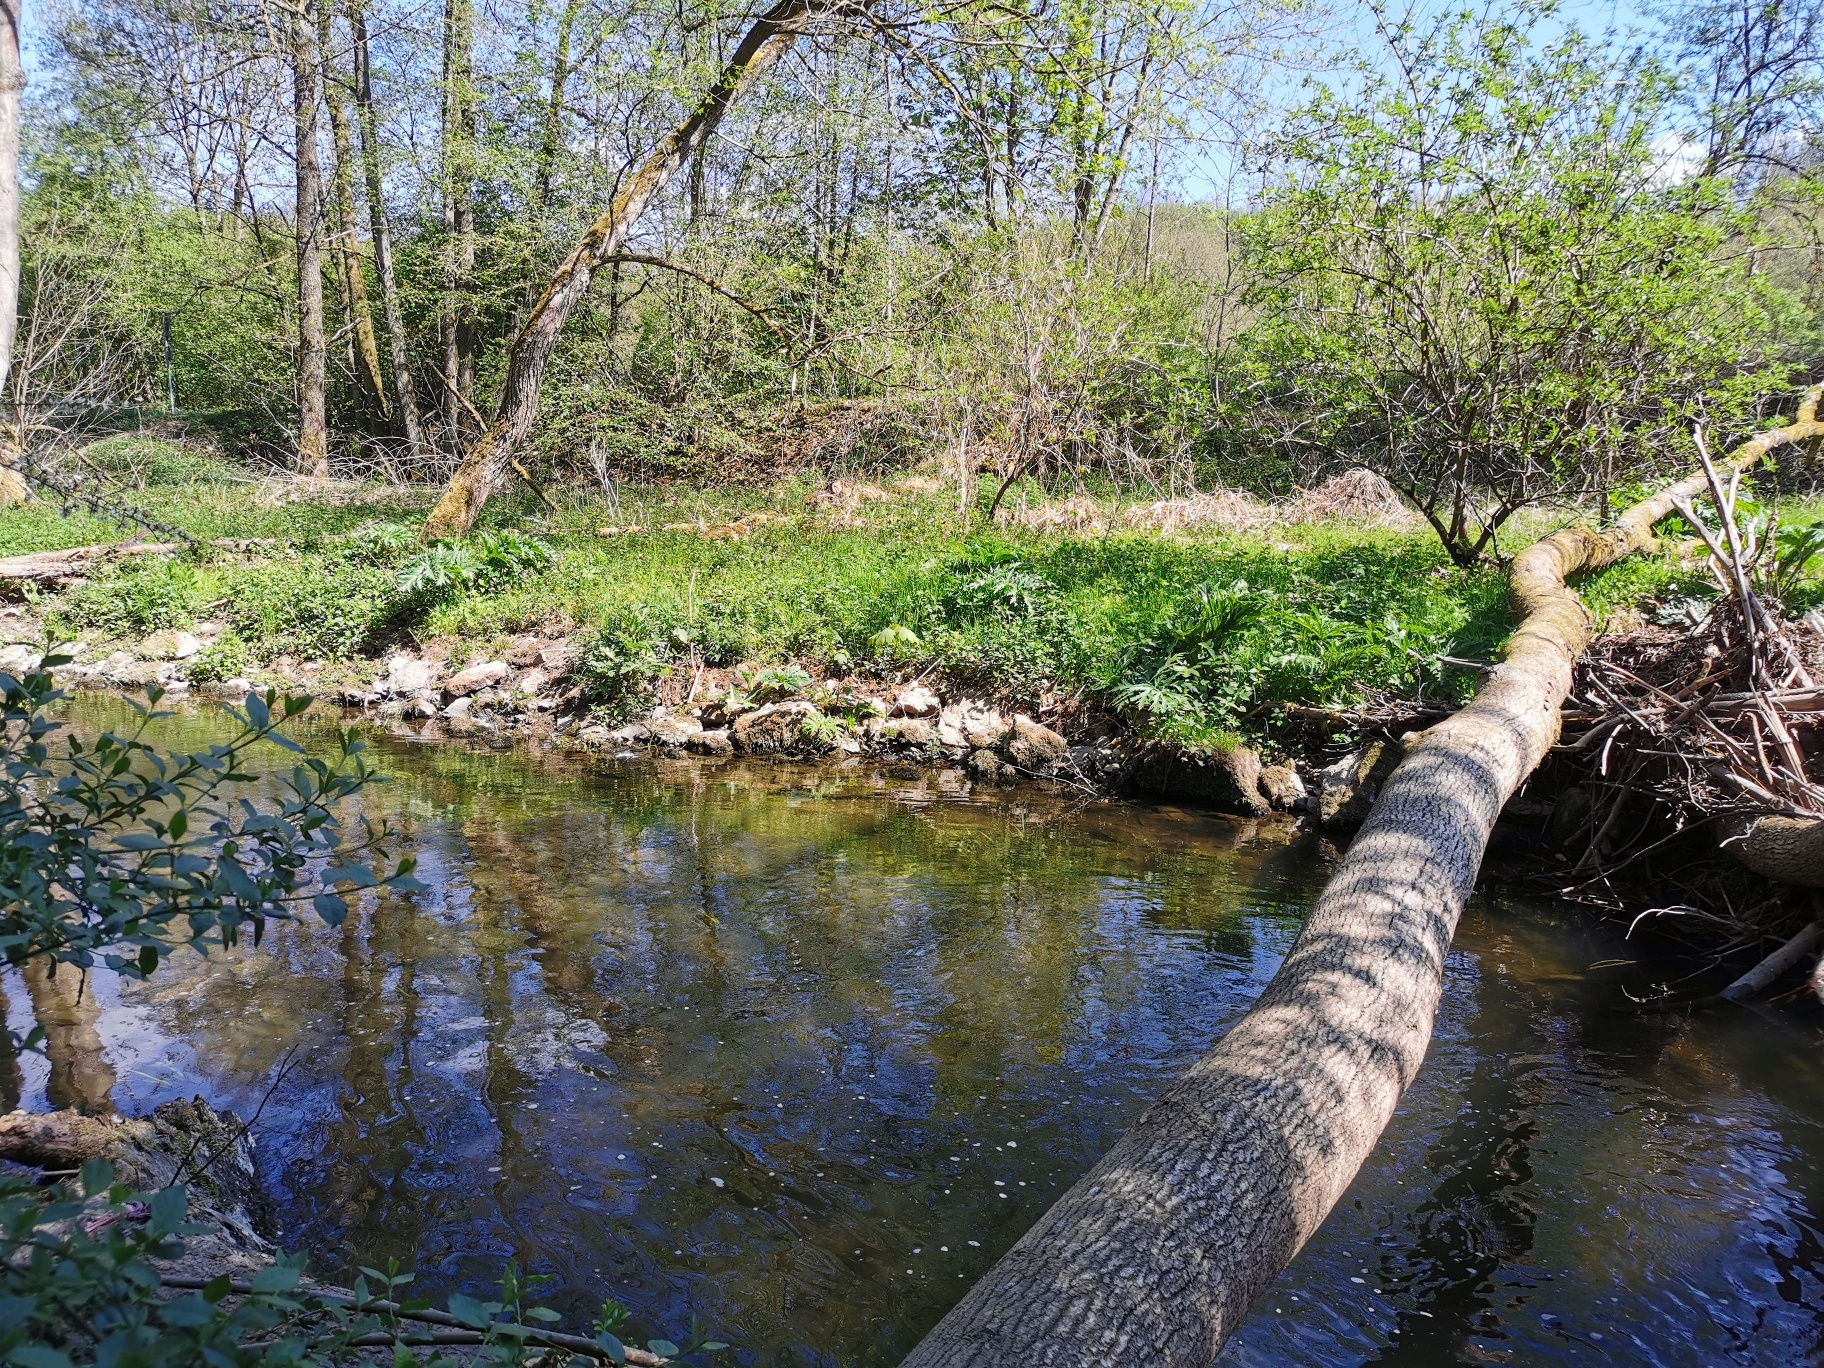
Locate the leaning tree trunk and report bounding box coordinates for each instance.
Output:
[290,1,330,479]
[901,382,1824,1368]
[349,0,425,463]
[420,0,817,540]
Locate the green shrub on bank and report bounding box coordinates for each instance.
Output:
[49,559,205,637]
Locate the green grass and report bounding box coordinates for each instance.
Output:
[2,437,1778,748]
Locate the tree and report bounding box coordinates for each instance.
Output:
[0,0,23,403]
[349,0,427,462]
[1229,3,1792,565]
[420,0,819,539]
[289,0,330,477]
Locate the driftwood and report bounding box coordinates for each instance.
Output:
[1720,918,1824,1001]
[0,536,284,586]
[0,540,181,584]
[901,382,1824,1366]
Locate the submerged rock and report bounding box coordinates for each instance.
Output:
[1127,744,1271,817]
[689,728,735,756]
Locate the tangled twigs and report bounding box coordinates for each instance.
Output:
[1555,382,1824,992]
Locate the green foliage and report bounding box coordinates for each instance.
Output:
[222,557,406,660]
[49,560,202,637]
[397,532,554,602]
[0,671,416,982]
[575,624,670,721]
[1229,1,1798,565]
[742,663,812,702]
[185,628,252,683]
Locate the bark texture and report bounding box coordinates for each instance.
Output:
[1723,814,1824,887]
[421,0,817,539]
[318,0,387,413]
[439,0,476,445]
[901,383,1824,1368]
[290,3,330,478]
[0,0,22,402]
[349,0,424,460]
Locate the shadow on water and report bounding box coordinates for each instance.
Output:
[10,697,1824,1365]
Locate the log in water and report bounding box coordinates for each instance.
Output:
[6,697,1824,1366]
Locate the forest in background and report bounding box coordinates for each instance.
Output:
[11,0,1824,565]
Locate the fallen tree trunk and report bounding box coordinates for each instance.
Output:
[420,0,818,540]
[1721,813,1824,887]
[901,381,1824,1367]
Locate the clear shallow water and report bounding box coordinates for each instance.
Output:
[6,702,1824,1365]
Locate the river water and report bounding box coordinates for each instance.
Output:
[6,701,1824,1365]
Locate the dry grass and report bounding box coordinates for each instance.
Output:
[1282,469,1423,530]
[995,469,1417,536]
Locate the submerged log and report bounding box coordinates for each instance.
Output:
[901,381,1824,1367]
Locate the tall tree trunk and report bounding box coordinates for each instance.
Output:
[421,0,817,539]
[900,384,1824,1366]
[290,1,330,478]
[0,0,28,502]
[349,0,425,462]
[319,0,387,415]
[530,0,579,216]
[440,0,476,447]
[0,0,21,404]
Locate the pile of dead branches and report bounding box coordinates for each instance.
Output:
[1554,434,1824,991]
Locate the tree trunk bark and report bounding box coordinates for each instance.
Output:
[0,0,22,404]
[530,0,579,216]
[1722,812,1824,887]
[420,0,817,540]
[291,1,330,478]
[0,0,28,505]
[900,381,1824,1368]
[349,0,425,463]
[319,0,387,416]
[440,0,476,447]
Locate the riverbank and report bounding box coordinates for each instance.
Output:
[0,435,1726,817]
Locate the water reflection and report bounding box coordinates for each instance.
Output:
[13,701,1824,1366]
[17,958,116,1115]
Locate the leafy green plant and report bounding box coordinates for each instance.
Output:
[868,623,922,659]
[50,560,202,638]
[338,520,418,563]
[742,663,812,702]
[576,628,668,720]
[798,707,849,749]
[0,673,415,980]
[183,628,251,683]
[398,532,554,602]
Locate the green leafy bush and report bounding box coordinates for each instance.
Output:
[222,558,406,659]
[50,560,202,637]
[397,531,554,602]
[185,628,252,683]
